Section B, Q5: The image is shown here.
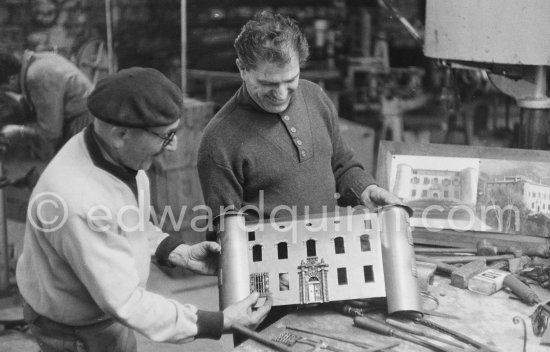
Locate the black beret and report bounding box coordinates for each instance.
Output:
[87,67,183,128]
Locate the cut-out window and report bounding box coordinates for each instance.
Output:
[277,242,288,259]
[279,273,289,291]
[306,239,316,257]
[337,267,348,285]
[250,272,269,294]
[334,237,345,254]
[248,231,255,241]
[360,235,371,252]
[363,265,374,282]
[364,220,372,230]
[252,244,262,262]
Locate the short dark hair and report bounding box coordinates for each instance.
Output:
[0,53,21,85]
[234,11,309,71]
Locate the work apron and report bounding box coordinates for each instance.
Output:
[23,302,137,352]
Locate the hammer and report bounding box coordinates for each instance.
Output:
[415,255,487,289]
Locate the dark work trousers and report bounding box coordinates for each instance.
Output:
[23,301,137,352]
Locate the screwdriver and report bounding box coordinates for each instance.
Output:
[354,316,453,352]
[385,318,465,349]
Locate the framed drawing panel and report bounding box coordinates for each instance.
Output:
[376,141,550,240]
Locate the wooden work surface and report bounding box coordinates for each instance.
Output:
[233,275,550,352]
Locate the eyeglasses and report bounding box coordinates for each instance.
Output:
[141,128,177,149]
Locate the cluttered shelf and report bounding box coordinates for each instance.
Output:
[233,274,548,352]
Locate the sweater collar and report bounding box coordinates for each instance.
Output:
[84,126,138,195]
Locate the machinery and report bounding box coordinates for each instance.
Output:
[423,0,550,149]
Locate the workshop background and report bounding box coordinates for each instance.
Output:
[0,0,549,351]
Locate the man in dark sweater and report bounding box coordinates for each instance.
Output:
[198,11,401,343]
[198,11,400,223]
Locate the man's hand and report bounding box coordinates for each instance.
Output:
[222,292,272,332]
[167,242,220,275]
[361,184,402,208]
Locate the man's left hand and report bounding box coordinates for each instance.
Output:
[361,184,402,208]
[168,242,220,275]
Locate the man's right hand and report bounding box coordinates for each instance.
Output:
[222,292,272,332]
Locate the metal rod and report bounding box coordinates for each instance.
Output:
[354,316,452,352]
[105,0,114,74]
[385,318,465,349]
[415,317,499,352]
[0,161,9,293]
[380,0,423,45]
[181,0,187,95]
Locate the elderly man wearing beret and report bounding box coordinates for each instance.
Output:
[15,67,271,352]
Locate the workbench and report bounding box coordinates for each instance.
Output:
[233,275,550,352]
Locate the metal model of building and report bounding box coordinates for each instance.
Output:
[218,205,421,316]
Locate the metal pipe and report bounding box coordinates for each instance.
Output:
[534,66,547,100]
[218,212,249,310]
[105,0,114,74]
[378,205,421,316]
[0,162,9,293]
[180,0,187,95]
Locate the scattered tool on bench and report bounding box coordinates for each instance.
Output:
[415,255,487,289]
[231,323,295,352]
[273,331,347,352]
[421,254,516,264]
[385,318,465,349]
[354,315,455,352]
[468,268,541,305]
[414,316,499,352]
[414,240,550,258]
[285,324,400,351]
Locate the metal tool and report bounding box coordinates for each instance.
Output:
[380,0,423,45]
[285,325,399,351]
[422,255,516,264]
[354,316,453,352]
[414,317,499,352]
[231,323,295,352]
[421,310,460,320]
[273,331,347,352]
[386,318,465,349]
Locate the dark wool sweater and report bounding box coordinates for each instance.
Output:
[198,79,376,220]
